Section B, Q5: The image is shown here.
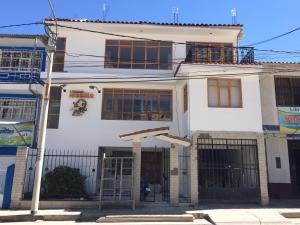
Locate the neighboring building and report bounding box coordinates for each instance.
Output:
[10,19,268,209]
[0,34,47,208]
[260,62,300,199]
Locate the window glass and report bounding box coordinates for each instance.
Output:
[124,94,133,112]
[105,40,172,70]
[208,86,218,107]
[53,38,66,72]
[0,99,36,121]
[106,46,118,62]
[220,87,229,107]
[47,86,62,129]
[207,78,242,108]
[186,42,233,63]
[134,95,146,112]
[160,95,171,112]
[103,93,113,112]
[102,89,172,121]
[211,46,221,62]
[114,94,123,112]
[231,86,241,107]
[160,47,172,69]
[148,95,158,112]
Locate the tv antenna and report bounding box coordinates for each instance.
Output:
[231,8,237,24]
[102,2,110,21]
[172,7,179,24]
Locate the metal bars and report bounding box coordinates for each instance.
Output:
[99,154,134,209]
[0,98,36,122]
[197,138,260,202]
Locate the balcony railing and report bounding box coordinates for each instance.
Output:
[185,45,255,64]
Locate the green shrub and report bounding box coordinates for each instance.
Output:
[42,166,86,198]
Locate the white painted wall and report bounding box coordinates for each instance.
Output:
[188,73,263,132]
[265,136,291,183]
[45,82,182,150]
[42,22,240,78]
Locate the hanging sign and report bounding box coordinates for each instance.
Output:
[278,107,300,133]
[0,122,34,147]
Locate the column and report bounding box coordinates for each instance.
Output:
[170,143,179,206]
[132,140,141,204]
[257,134,269,205]
[10,147,29,209]
[190,134,198,205]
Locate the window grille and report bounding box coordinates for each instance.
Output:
[0,98,36,121]
[0,49,42,72]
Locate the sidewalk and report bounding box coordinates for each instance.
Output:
[1,203,300,224]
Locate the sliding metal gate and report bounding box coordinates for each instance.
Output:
[197,138,260,202]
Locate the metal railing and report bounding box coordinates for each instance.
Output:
[23,148,100,200]
[185,45,255,64]
[0,49,43,73]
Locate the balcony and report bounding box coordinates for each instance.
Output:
[0,47,46,83]
[185,45,255,64]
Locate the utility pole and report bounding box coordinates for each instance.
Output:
[30,40,55,216]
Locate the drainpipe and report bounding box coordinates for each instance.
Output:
[29,36,42,149]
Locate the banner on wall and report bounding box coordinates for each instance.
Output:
[278,107,300,133]
[0,122,34,147]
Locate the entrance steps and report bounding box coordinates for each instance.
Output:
[96,214,195,223]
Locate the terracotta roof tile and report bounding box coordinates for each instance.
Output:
[120,126,169,138]
[45,18,243,28]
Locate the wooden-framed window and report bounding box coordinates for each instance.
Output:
[52,37,66,72]
[208,78,242,108]
[105,40,172,70]
[275,77,300,106]
[183,84,188,112]
[186,42,233,63]
[102,88,172,121]
[47,86,62,129]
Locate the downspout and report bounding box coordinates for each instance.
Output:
[29,36,43,148]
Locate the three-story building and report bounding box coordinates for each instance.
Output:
[11,19,269,209]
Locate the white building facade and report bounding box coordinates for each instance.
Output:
[9,19,269,208]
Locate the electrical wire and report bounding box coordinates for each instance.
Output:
[0,22,43,29]
[48,68,300,84]
[243,26,300,47]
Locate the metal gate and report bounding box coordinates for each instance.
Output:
[197,138,260,202]
[99,154,134,209]
[140,147,170,202]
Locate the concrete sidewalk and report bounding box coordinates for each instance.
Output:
[1,206,300,224]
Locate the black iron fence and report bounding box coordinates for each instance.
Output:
[23,148,100,200]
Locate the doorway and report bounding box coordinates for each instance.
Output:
[288,140,300,197]
[140,148,169,202]
[197,138,260,202]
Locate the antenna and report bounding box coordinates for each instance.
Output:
[172,7,179,24]
[102,2,110,21]
[231,8,237,24]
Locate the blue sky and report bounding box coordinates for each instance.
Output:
[1,0,300,61]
